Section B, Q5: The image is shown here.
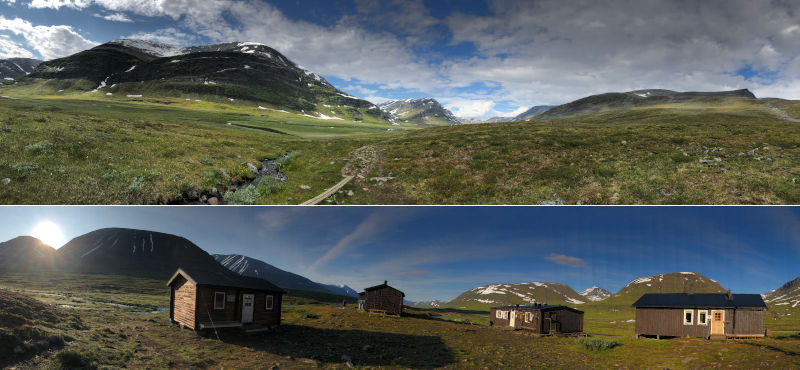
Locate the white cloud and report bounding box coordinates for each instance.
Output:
[125,27,200,45]
[500,106,527,117]
[443,99,495,117]
[96,12,133,22]
[0,16,98,59]
[28,0,91,9]
[0,34,35,58]
[545,253,586,268]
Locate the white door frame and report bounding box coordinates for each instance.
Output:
[510,310,517,327]
[242,294,254,323]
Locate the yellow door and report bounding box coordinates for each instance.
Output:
[711,310,724,335]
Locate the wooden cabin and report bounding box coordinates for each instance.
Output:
[489,304,584,334]
[167,267,285,332]
[633,293,767,339]
[357,281,404,315]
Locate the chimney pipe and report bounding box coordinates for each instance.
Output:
[726,290,733,301]
[384,280,387,285]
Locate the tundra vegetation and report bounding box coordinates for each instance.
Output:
[1,83,800,204]
[1,272,798,369]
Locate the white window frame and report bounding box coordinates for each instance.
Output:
[496,310,502,319]
[266,294,274,310]
[503,311,509,319]
[214,291,226,310]
[525,312,532,322]
[697,310,708,325]
[683,309,694,325]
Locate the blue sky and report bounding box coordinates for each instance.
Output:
[1,206,798,301]
[3,1,800,119]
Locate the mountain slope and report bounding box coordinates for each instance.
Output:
[608,272,725,304]
[0,236,58,272]
[446,282,586,309]
[514,105,555,121]
[408,300,447,308]
[764,275,800,309]
[379,98,459,126]
[537,89,757,119]
[26,39,387,122]
[579,286,611,302]
[0,58,41,82]
[56,227,227,278]
[213,254,357,297]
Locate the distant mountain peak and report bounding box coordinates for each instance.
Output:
[213,253,358,297]
[578,286,611,301]
[378,97,459,126]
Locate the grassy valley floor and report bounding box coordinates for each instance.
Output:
[1,90,800,204]
[1,273,798,369]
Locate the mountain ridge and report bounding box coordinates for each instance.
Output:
[213,253,358,297]
[378,98,460,126]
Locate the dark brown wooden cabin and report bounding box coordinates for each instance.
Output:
[633,293,767,339]
[489,304,584,334]
[357,281,404,315]
[167,267,285,332]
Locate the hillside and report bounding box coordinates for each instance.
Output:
[537,89,757,119]
[514,105,555,121]
[378,98,459,126]
[579,286,611,301]
[607,272,726,304]
[0,58,41,82]
[25,39,388,123]
[213,254,357,297]
[0,236,58,272]
[446,282,586,309]
[407,300,447,308]
[764,275,800,309]
[56,227,228,278]
[0,288,83,367]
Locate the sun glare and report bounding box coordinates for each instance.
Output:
[31,221,65,249]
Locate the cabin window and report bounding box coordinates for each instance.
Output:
[525,312,532,322]
[503,311,509,319]
[214,292,225,310]
[697,310,708,325]
[495,310,502,319]
[266,295,274,310]
[683,309,694,325]
[496,310,509,319]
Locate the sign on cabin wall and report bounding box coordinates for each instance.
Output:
[227,295,236,302]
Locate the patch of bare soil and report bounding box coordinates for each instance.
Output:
[341,145,383,185]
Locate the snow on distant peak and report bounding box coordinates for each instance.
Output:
[110,39,185,57]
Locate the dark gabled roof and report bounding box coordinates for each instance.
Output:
[167,267,285,293]
[632,293,767,309]
[491,304,584,314]
[360,281,405,297]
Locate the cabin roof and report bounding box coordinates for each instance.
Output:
[632,293,767,308]
[491,304,584,314]
[166,267,286,293]
[360,282,405,297]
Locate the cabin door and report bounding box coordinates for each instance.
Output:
[242,294,254,324]
[510,311,517,327]
[711,310,724,336]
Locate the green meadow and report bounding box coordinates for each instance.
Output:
[2,83,800,204]
[1,272,798,369]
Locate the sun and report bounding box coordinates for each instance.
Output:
[31,221,65,249]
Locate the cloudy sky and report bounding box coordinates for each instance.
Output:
[1,206,799,301]
[1,0,800,119]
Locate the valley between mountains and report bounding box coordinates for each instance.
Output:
[2,39,800,204]
[1,228,799,368]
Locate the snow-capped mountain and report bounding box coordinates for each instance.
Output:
[27,39,387,122]
[447,281,586,308]
[0,58,41,82]
[214,254,358,297]
[609,271,726,304]
[56,227,228,278]
[378,98,460,126]
[578,286,611,301]
[763,275,800,309]
[513,105,555,121]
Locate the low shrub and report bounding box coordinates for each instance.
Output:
[56,350,95,369]
[24,140,53,154]
[275,151,301,170]
[256,176,281,196]
[577,337,618,351]
[223,184,261,205]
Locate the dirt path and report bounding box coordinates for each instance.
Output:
[300,145,382,205]
[300,175,355,205]
[765,102,800,122]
